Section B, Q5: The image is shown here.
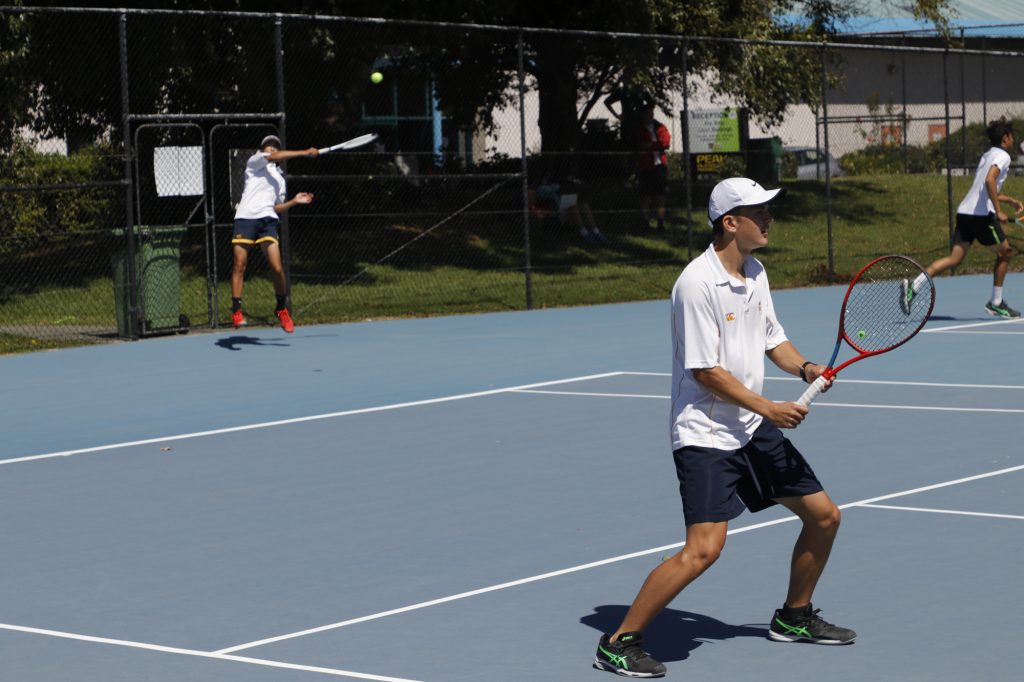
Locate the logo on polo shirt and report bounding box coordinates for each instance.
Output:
[726,312,736,321]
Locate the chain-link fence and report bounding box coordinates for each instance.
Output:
[3,7,1024,351]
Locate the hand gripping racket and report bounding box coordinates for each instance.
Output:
[317,133,378,154]
[797,254,935,407]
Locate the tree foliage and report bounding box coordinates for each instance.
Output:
[1,0,955,154]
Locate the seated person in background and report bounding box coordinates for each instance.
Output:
[530,175,609,245]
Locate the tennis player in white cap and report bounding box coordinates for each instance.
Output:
[594,178,852,679]
[230,134,318,333]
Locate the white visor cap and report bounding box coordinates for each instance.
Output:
[708,177,786,224]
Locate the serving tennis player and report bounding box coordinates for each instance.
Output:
[594,178,854,678]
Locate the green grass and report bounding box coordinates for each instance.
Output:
[0,333,91,354]
[3,173,1021,354]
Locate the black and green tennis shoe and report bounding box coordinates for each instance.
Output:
[900,278,914,314]
[594,631,666,677]
[768,604,856,645]
[984,300,1021,318]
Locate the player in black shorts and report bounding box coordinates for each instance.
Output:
[594,178,853,679]
[905,119,1023,318]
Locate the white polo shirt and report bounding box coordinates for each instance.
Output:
[670,244,788,450]
[234,152,286,220]
[957,146,1011,216]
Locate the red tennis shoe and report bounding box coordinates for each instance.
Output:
[231,309,246,328]
[276,308,295,333]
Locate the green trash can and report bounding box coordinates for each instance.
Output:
[747,136,784,184]
[111,225,189,337]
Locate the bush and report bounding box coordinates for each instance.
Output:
[0,138,121,252]
[840,115,1024,176]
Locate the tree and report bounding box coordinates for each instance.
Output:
[382,0,955,152]
[1,0,953,154]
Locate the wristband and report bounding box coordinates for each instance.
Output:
[799,361,814,383]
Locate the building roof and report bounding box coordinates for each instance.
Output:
[839,0,1024,36]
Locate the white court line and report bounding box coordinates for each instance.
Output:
[214,513,799,655]
[0,623,423,681]
[511,389,666,399]
[514,390,1024,414]
[1,372,627,466]
[926,330,1024,335]
[857,503,1024,521]
[628,371,1024,391]
[807,402,1024,414]
[215,463,1024,655]
[923,318,1024,333]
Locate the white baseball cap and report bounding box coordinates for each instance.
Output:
[708,177,786,224]
[260,134,282,150]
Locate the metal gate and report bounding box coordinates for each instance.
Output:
[124,114,282,337]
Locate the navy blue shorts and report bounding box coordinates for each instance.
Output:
[954,212,1005,247]
[673,422,824,525]
[637,166,668,196]
[232,217,280,246]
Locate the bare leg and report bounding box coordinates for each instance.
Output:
[563,205,586,232]
[231,244,250,298]
[992,240,1013,288]
[261,241,288,298]
[775,491,841,609]
[579,202,599,231]
[926,241,969,278]
[612,522,727,639]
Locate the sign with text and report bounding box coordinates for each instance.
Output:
[688,108,741,153]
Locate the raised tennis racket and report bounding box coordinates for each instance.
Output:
[797,254,935,407]
[317,133,378,154]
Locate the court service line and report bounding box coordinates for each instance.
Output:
[923,318,1024,332]
[1,372,628,466]
[856,503,1024,521]
[215,463,1024,655]
[213,514,797,655]
[626,371,1024,391]
[0,622,423,681]
[511,389,666,400]
[926,330,1024,335]
[513,389,1024,414]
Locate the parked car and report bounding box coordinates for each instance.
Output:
[784,146,844,179]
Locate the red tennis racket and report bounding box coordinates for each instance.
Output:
[797,254,935,407]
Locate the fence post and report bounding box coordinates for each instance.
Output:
[959,28,967,166]
[681,39,693,261]
[981,37,987,126]
[517,30,533,310]
[820,44,834,283]
[274,14,293,308]
[943,47,954,248]
[119,11,140,339]
[901,48,909,173]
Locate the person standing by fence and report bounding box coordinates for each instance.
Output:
[635,104,671,231]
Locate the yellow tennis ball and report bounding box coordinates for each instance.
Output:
[370,71,384,84]
[857,329,866,338]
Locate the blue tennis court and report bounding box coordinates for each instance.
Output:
[1,272,1022,681]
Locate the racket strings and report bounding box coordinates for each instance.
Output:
[842,258,934,352]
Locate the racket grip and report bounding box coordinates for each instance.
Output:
[796,375,828,408]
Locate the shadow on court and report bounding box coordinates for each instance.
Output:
[581,605,767,662]
[927,315,991,322]
[214,335,291,351]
